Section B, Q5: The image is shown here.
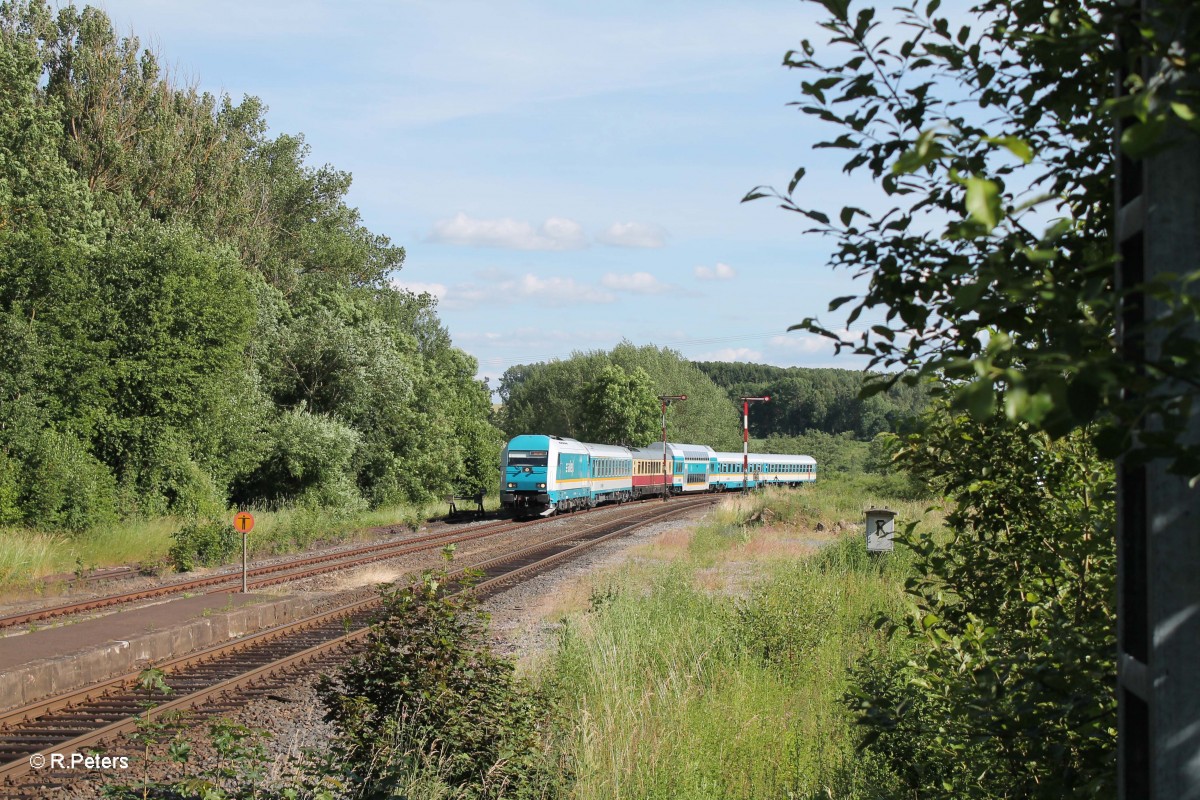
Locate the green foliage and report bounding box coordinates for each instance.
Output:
[750,0,1199,478]
[499,341,741,449]
[237,408,362,509]
[18,427,117,532]
[577,364,659,446]
[317,571,557,798]
[695,361,927,439]
[844,403,1116,797]
[545,515,912,800]
[748,6,1159,793]
[0,451,20,524]
[735,572,840,673]
[168,518,240,572]
[0,1,503,533]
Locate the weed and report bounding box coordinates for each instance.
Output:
[541,482,923,799]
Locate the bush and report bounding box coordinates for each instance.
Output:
[234,408,364,509]
[736,574,840,674]
[22,428,118,531]
[318,569,558,798]
[168,518,240,572]
[0,451,21,525]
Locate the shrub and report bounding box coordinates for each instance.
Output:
[168,518,239,572]
[234,408,364,509]
[0,451,21,525]
[22,428,118,531]
[318,569,558,798]
[735,567,841,674]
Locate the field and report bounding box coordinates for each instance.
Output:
[537,476,938,798]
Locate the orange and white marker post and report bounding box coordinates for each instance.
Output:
[233,512,255,592]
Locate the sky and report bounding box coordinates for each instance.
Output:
[95,0,886,387]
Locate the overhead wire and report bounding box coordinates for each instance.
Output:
[467,316,894,372]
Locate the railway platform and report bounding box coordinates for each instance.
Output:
[0,591,317,713]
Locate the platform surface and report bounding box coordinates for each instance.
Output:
[0,593,274,672]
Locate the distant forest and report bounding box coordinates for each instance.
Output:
[694,362,927,440]
[497,345,926,458]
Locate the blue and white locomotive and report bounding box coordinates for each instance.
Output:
[500,435,632,516]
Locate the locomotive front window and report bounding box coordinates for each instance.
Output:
[508,451,548,467]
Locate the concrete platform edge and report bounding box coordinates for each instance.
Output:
[0,595,319,713]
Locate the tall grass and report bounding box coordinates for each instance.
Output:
[0,518,178,590]
[0,495,499,591]
[542,484,924,799]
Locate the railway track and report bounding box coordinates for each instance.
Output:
[0,517,531,631]
[0,496,714,796]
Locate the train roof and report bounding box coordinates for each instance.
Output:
[505,434,589,454]
[581,442,631,458]
[629,442,714,460]
[505,434,636,458]
[713,451,816,464]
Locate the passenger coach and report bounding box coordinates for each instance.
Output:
[710,452,817,490]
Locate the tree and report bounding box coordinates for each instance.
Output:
[498,343,742,450]
[851,406,1116,797]
[578,364,658,446]
[0,1,502,527]
[693,361,926,439]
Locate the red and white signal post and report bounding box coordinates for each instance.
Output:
[739,396,769,493]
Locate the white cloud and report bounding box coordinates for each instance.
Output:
[427,212,586,251]
[696,347,763,362]
[440,273,615,310]
[391,280,447,300]
[515,274,613,304]
[600,271,671,294]
[597,221,667,248]
[767,334,829,355]
[694,262,737,281]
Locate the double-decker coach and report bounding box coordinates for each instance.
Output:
[629,442,715,498]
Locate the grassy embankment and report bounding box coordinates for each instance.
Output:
[539,475,938,799]
[0,497,500,592]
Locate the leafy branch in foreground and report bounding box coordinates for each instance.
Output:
[748,0,1200,478]
[846,402,1116,798]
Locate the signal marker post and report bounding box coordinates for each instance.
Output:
[233,511,255,593]
[739,396,770,493]
[658,395,687,502]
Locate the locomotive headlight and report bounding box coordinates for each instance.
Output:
[537,482,546,489]
[507,482,516,488]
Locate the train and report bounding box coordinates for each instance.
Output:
[500,434,816,516]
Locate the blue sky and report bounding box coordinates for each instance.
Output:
[96,0,885,385]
